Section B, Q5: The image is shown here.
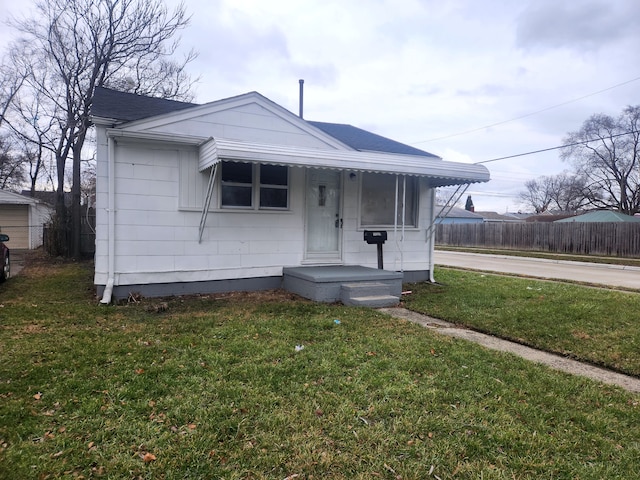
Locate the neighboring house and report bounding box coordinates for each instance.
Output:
[475,211,524,223]
[91,87,490,302]
[435,206,484,224]
[526,211,576,222]
[21,190,73,208]
[555,210,640,223]
[0,189,54,249]
[502,212,534,221]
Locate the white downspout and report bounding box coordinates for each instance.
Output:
[100,137,116,304]
[400,175,406,273]
[393,175,399,271]
[427,188,436,283]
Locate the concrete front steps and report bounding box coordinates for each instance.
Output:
[282,265,402,307]
[340,282,399,308]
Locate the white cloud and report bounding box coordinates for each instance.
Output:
[516,0,640,51]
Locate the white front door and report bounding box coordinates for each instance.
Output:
[305,170,342,261]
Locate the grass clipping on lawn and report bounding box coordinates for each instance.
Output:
[0,259,638,479]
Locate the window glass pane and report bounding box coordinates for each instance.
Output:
[403,180,417,225]
[260,187,288,208]
[222,162,252,183]
[259,165,288,208]
[360,173,417,226]
[260,164,288,186]
[221,162,253,207]
[222,185,252,207]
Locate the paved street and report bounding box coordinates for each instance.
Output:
[434,250,640,290]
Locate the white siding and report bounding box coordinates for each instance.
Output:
[95,133,309,287]
[132,102,339,150]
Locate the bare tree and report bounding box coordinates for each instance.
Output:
[561,106,640,215]
[3,83,58,196]
[0,136,26,191]
[550,173,591,212]
[5,0,196,257]
[519,172,590,214]
[519,177,554,213]
[436,187,463,207]
[81,161,97,208]
[0,61,27,128]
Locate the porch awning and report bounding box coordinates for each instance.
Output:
[198,138,489,187]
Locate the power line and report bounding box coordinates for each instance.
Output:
[412,76,640,144]
[476,130,638,165]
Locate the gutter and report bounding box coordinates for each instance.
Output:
[100,136,116,304]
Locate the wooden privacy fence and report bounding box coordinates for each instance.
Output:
[435,222,640,258]
[43,207,96,258]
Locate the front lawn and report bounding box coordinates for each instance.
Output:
[0,258,638,479]
[404,268,640,377]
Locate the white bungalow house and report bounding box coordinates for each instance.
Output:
[91,87,489,303]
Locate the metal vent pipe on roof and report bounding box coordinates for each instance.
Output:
[299,79,304,118]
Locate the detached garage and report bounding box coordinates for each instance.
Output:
[0,190,54,249]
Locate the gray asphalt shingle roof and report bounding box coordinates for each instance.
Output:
[555,210,640,223]
[308,121,437,158]
[91,87,437,158]
[91,87,198,122]
[436,206,483,219]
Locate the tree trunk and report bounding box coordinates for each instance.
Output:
[71,147,82,259]
[55,189,68,257]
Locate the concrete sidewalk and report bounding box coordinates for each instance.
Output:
[9,250,26,277]
[379,307,640,394]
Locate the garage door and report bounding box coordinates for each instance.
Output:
[0,204,29,249]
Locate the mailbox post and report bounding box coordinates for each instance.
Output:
[363,230,388,269]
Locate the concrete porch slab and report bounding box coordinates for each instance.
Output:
[282,265,403,303]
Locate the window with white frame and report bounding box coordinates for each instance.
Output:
[360,173,418,227]
[221,161,289,209]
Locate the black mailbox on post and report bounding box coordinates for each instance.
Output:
[364,230,387,244]
[363,230,387,269]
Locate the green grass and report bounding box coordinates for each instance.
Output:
[0,257,638,479]
[404,268,640,376]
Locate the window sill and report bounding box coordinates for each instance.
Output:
[358,226,419,231]
[179,206,293,214]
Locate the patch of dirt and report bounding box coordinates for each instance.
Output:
[118,288,307,310]
[17,249,89,277]
[195,289,303,303]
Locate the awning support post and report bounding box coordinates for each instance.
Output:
[393,175,407,272]
[425,183,470,245]
[198,164,218,243]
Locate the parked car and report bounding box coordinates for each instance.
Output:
[0,234,9,282]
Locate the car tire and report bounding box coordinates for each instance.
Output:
[0,253,9,282]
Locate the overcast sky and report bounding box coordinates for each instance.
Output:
[2,0,639,212]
